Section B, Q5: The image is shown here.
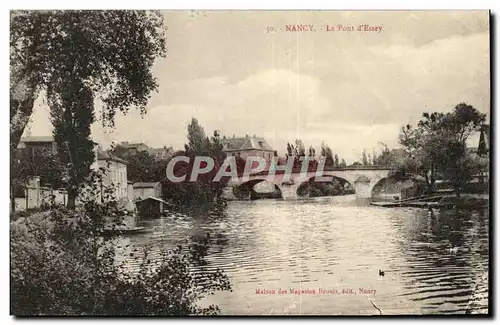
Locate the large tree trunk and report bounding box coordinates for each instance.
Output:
[10,78,36,214]
[10,76,36,151]
[67,186,77,209]
[10,97,35,150]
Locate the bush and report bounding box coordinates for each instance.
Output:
[10,171,231,316]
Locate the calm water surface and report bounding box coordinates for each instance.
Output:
[115,195,489,315]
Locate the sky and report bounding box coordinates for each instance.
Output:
[25,10,490,163]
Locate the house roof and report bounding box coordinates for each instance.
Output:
[133,182,161,188]
[97,149,128,165]
[119,142,149,149]
[135,196,172,206]
[222,135,274,152]
[20,136,54,143]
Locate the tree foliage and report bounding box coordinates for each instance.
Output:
[164,118,228,209]
[308,145,315,157]
[399,103,486,195]
[334,154,339,168]
[362,149,369,166]
[320,142,334,167]
[10,10,166,147]
[112,149,160,183]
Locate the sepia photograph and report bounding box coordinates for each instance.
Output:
[9,9,491,316]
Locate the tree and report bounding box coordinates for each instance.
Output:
[374,143,390,166]
[438,141,476,197]
[308,145,315,157]
[320,142,334,167]
[10,10,167,208]
[334,154,339,168]
[399,103,485,195]
[125,151,159,183]
[48,80,96,208]
[444,103,486,144]
[186,118,208,154]
[109,144,168,184]
[362,149,369,166]
[294,139,305,157]
[399,113,447,192]
[340,159,347,168]
[165,119,228,208]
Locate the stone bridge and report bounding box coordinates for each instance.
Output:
[224,166,394,200]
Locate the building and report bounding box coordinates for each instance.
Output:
[93,147,129,200]
[132,182,162,200]
[118,142,151,155]
[135,197,171,216]
[150,146,173,160]
[221,135,275,161]
[17,135,57,155]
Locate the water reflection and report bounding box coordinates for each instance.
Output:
[114,195,489,315]
[391,207,489,314]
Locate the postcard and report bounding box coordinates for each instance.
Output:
[10,10,490,316]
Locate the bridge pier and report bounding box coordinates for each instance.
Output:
[279,183,300,200]
[354,177,372,200]
[221,186,238,200]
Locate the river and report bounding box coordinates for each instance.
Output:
[114,195,489,315]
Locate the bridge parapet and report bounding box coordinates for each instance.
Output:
[249,165,394,177]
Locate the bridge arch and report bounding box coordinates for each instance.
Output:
[296,176,355,197]
[233,179,283,200]
[371,175,418,199]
